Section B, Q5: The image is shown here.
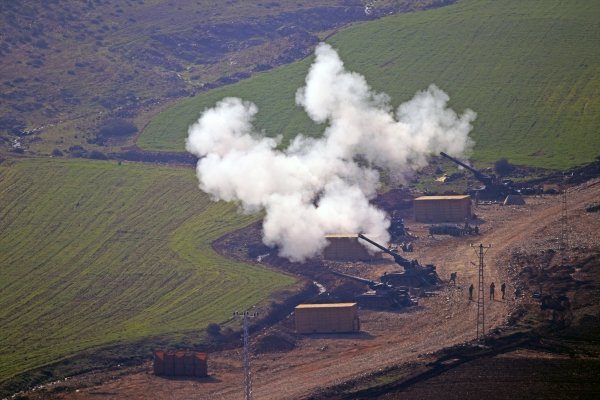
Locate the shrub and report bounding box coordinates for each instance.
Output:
[97,118,138,139]
[88,150,108,160]
[34,39,49,49]
[206,323,221,336]
[51,148,63,157]
[68,145,87,158]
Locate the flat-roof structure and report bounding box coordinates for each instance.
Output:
[414,195,472,222]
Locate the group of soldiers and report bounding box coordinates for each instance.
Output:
[449,273,507,301]
[468,281,506,300]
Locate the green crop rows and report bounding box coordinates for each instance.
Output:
[139,0,600,169]
[0,158,294,382]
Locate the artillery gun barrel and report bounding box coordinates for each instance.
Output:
[439,151,492,185]
[331,270,379,289]
[357,234,414,270]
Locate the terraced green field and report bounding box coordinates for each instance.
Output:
[0,158,294,383]
[139,0,600,169]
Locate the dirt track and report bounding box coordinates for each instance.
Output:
[53,180,600,400]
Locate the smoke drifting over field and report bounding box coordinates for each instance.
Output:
[187,43,476,261]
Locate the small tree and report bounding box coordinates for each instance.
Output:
[97,118,138,139]
[88,150,108,160]
[206,323,221,337]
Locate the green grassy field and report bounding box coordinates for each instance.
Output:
[0,158,295,383]
[139,0,600,170]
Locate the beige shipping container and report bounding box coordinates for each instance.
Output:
[295,303,360,334]
[323,234,376,261]
[414,195,472,222]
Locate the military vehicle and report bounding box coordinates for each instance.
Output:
[332,271,416,309]
[429,222,479,237]
[358,234,440,287]
[440,151,520,200]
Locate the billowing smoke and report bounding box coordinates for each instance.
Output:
[186,43,476,262]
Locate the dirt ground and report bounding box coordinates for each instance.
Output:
[377,349,600,400]
[31,179,600,400]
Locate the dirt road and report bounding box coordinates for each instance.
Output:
[55,180,600,400]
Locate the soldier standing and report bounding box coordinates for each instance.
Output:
[490,282,495,300]
[468,284,474,300]
[501,282,506,300]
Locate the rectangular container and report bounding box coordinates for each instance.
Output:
[193,352,208,377]
[295,303,360,334]
[153,351,207,377]
[413,195,471,222]
[153,351,165,375]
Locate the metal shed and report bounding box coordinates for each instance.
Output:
[414,195,472,222]
[295,303,360,334]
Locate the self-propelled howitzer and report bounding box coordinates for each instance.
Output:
[357,234,416,270]
[331,271,416,309]
[357,234,440,287]
[439,151,495,188]
[439,151,519,199]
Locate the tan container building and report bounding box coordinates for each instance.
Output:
[295,303,360,334]
[323,234,376,261]
[414,195,472,222]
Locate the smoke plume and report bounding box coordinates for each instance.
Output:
[187,43,476,262]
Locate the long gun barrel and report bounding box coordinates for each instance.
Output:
[439,151,493,186]
[331,270,379,290]
[358,234,415,270]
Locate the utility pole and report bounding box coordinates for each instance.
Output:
[234,310,258,400]
[472,244,491,340]
[559,182,569,264]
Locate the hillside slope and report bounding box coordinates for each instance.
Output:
[0,158,294,384]
[0,0,443,156]
[140,0,600,169]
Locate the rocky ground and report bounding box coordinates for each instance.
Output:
[19,179,600,399]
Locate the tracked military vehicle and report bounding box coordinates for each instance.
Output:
[332,271,416,309]
[358,234,440,287]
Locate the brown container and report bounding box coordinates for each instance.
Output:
[413,195,471,223]
[163,352,175,376]
[184,353,195,376]
[153,351,165,375]
[174,351,186,376]
[295,303,359,334]
[193,352,208,377]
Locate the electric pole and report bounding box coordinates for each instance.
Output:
[234,310,258,400]
[559,182,569,264]
[472,243,491,340]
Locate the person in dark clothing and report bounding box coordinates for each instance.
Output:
[468,283,474,300]
[501,282,506,300]
[490,282,495,300]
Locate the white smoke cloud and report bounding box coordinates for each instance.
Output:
[187,42,476,262]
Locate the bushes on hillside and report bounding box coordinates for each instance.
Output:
[97,118,138,139]
[206,323,221,337]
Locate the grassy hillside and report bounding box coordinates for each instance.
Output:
[0,158,295,382]
[139,0,600,169]
[0,0,443,156]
